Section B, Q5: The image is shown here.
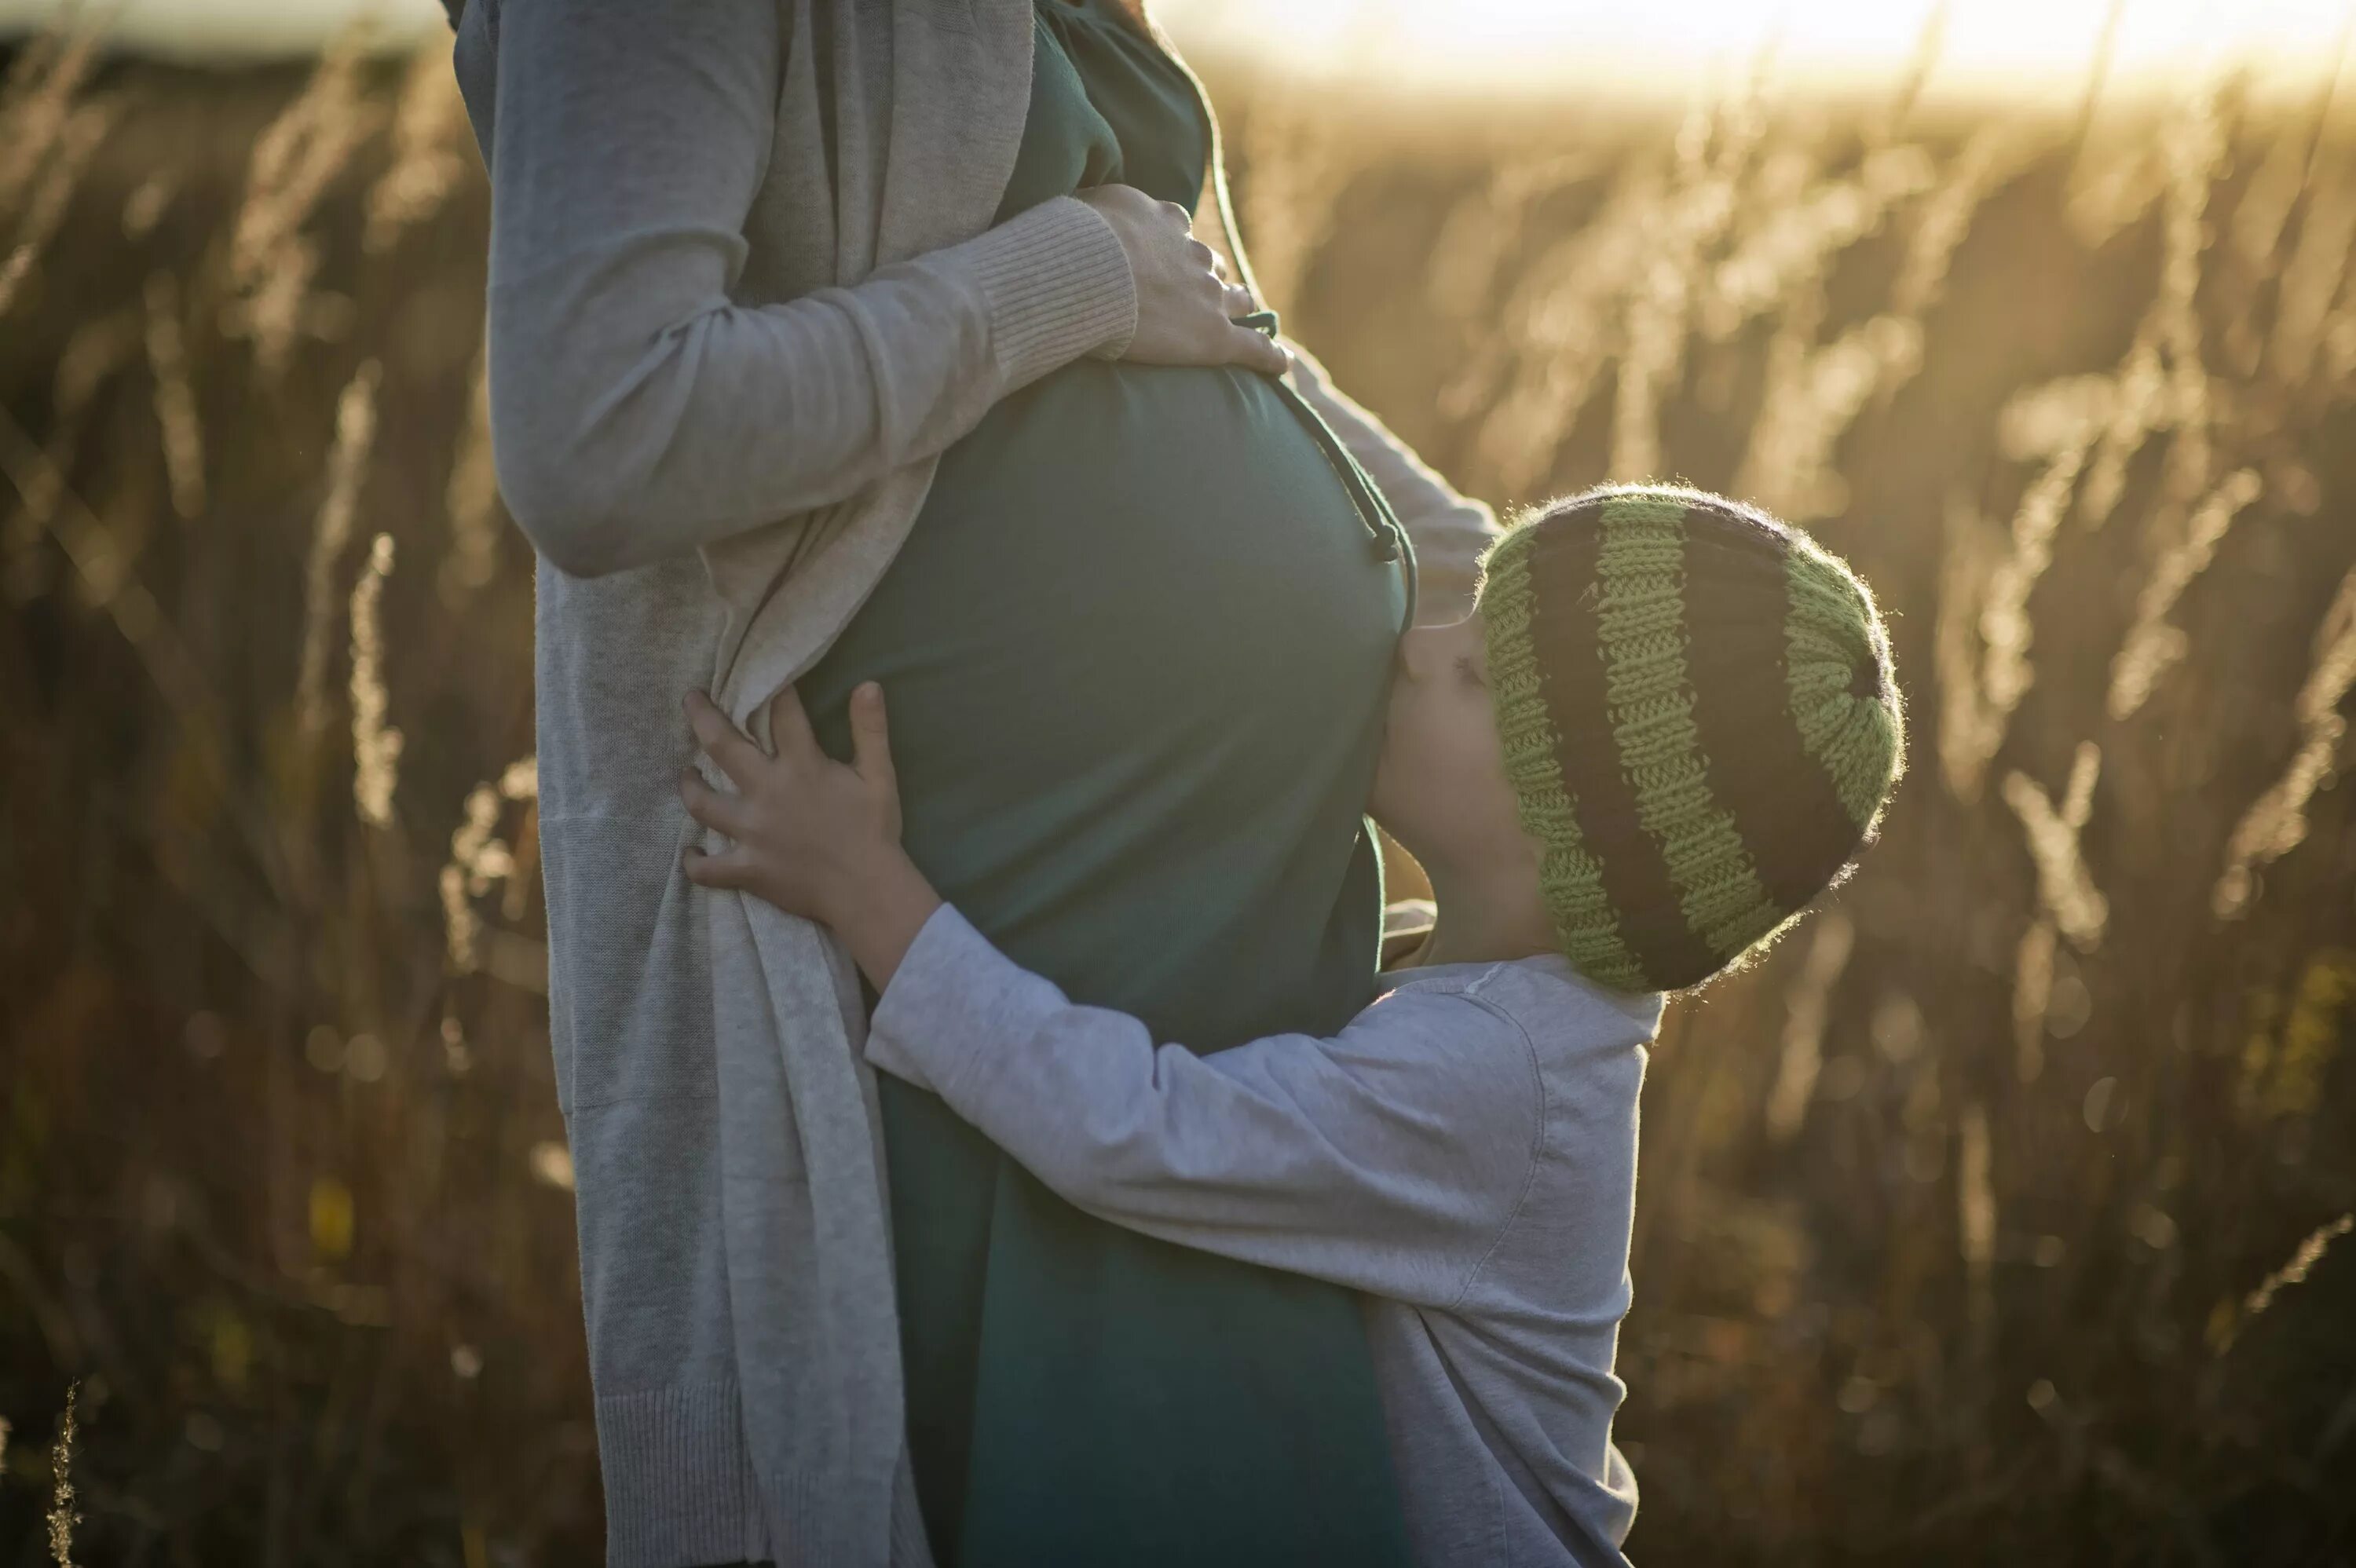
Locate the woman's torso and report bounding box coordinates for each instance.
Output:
[804,1,1404,1044]
[797,4,1416,1563]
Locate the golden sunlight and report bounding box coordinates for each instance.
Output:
[1161,0,2354,99]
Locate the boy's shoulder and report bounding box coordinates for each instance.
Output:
[1378,955,1663,1060]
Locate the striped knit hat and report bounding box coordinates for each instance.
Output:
[1480,484,1904,994]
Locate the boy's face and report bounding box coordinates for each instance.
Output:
[1369,609,1544,888]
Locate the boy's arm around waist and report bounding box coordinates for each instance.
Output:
[866,905,1542,1309]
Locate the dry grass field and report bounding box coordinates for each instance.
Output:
[2,22,2354,1566]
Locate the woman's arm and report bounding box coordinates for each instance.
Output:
[460,0,1144,578]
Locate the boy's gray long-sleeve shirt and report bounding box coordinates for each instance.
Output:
[867,905,1664,1568]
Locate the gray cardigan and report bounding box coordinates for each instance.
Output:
[452,2,1498,1563]
[868,905,1662,1567]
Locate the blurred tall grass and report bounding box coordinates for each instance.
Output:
[2,23,2354,1566]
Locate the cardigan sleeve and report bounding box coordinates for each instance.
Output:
[458,0,1137,579]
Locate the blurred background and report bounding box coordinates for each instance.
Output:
[3,1,2354,1563]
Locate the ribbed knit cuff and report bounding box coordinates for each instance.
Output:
[598,1380,763,1568]
[967,194,1137,387]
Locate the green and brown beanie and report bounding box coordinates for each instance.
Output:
[1479,484,1904,994]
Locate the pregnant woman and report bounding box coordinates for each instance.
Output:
[452,2,1495,1564]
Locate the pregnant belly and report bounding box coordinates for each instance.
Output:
[801,358,1408,1048]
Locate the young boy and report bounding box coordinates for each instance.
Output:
[678,484,1904,1567]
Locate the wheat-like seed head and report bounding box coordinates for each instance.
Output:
[228,34,385,375]
[2214,564,2356,917]
[365,38,470,256]
[144,271,207,521]
[441,348,500,604]
[1970,444,2088,772]
[0,29,99,217]
[2012,917,2058,1084]
[350,533,403,828]
[294,360,382,745]
[46,1381,78,1568]
[2003,742,2109,952]
[1764,911,1854,1142]
[2106,467,2263,719]
[0,92,118,322]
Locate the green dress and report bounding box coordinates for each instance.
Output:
[799,5,1415,1563]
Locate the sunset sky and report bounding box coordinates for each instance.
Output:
[0,0,2348,101]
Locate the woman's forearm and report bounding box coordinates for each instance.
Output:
[469,0,1136,579]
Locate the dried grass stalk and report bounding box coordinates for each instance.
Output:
[1892,124,2028,323]
[295,360,382,745]
[1459,168,1660,492]
[1734,313,1920,521]
[351,533,404,828]
[120,170,176,240]
[1233,89,1353,319]
[365,38,470,255]
[441,759,535,972]
[228,34,384,375]
[1765,911,1853,1141]
[1940,447,2087,799]
[2214,565,2356,918]
[0,28,99,216]
[1702,145,1933,343]
[47,1381,78,1567]
[1957,1101,1996,1275]
[2266,151,2356,394]
[0,94,119,322]
[2003,742,2109,950]
[2013,916,2058,1083]
[1612,97,1756,481]
[3,310,139,598]
[2215,1213,2356,1351]
[2107,468,2263,719]
[440,349,500,603]
[144,271,207,520]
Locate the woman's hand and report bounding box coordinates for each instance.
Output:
[679,684,943,989]
[1079,184,1289,375]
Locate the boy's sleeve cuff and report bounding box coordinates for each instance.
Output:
[865,902,998,1097]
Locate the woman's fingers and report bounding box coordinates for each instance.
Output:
[1222,282,1254,318]
[684,689,768,790]
[1230,324,1290,376]
[849,682,896,793]
[678,767,757,842]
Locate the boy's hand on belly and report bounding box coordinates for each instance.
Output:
[679,684,942,990]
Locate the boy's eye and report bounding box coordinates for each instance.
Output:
[1455,654,1487,689]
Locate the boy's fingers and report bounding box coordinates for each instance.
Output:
[684,690,768,790]
[767,683,819,762]
[677,769,757,842]
[682,845,755,892]
[850,682,895,791]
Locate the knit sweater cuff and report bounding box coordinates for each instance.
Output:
[970,194,1137,387]
[597,1380,763,1568]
